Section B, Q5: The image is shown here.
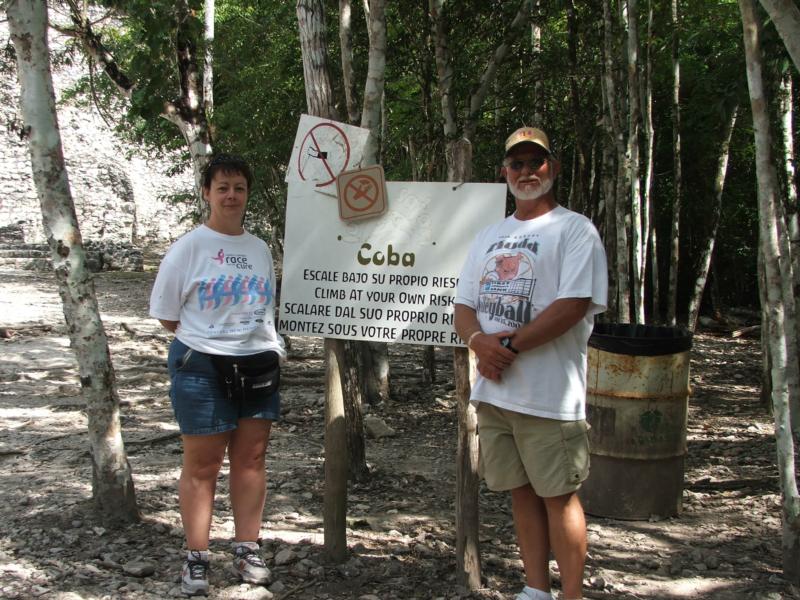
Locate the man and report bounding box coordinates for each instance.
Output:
[454,126,608,600]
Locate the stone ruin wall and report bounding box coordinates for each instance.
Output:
[0,21,194,254]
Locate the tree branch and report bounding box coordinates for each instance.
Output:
[63,0,135,99]
[464,0,532,139]
[759,0,800,73]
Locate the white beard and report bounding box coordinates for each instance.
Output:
[508,174,553,201]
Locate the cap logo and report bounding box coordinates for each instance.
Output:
[505,127,550,155]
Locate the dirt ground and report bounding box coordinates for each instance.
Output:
[0,269,794,600]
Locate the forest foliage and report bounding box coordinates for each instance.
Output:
[30,0,800,320]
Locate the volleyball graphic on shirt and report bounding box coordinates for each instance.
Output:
[477,251,536,328]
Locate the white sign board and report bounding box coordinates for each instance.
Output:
[279,181,507,346]
[285,115,371,190]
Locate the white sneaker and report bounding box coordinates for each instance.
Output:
[232,542,271,584]
[181,550,209,596]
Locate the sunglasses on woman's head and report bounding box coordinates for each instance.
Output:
[506,157,548,172]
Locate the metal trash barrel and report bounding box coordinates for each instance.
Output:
[578,323,693,520]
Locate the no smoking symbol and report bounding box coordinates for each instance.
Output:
[344,175,379,212]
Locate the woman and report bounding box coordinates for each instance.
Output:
[149,154,285,596]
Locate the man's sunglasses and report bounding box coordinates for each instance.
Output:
[506,157,548,172]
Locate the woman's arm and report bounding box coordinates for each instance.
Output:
[159,319,179,333]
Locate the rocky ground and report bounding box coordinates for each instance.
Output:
[0,269,794,600]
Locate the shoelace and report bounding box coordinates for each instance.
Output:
[236,547,266,567]
[186,551,209,580]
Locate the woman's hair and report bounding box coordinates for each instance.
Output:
[202,154,253,190]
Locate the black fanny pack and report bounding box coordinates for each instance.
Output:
[210,350,280,403]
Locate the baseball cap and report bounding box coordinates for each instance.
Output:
[504,127,551,155]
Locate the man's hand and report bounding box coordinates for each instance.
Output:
[470,331,518,381]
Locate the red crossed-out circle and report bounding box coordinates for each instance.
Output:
[344,174,379,212]
[297,122,351,188]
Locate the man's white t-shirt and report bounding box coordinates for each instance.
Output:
[455,206,607,420]
[149,225,286,358]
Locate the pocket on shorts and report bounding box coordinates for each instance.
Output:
[560,420,590,487]
[168,339,195,377]
[176,348,194,371]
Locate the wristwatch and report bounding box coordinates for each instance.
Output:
[500,337,519,354]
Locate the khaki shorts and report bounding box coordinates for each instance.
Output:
[477,402,590,497]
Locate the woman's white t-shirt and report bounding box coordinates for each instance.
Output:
[455,206,607,420]
[149,225,286,358]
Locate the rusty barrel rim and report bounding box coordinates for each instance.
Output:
[589,323,693,356]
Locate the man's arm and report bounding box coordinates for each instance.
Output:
[159,319,179,333]
[454,303,517,381]
[509,297,591,352]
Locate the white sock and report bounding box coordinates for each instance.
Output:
[523,586,554,600]
[232,540,259,551]
[187,549,208,562]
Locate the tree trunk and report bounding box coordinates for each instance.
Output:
[740,0,800,581]
[531,0,544,125]
[339,0,361,124]
[430,0,532,587]
[446,138,482,590]
[297,0,337,119]
[453,346,480,587]
[430,2,475,589]
[566,0,588,216]
[356,0,392,408]
[603,0,631,322]
[323,338,348,562]
[601,110,619,321]
[779,72,800,347]
[642,0,655,323]
[7,0,138,524]
[758,0,800,72]
[296,0,368,558]
[666,0,682,326]
[759,252,774,408]
[203,0,214,117]
[644,0,659,327]
[360,0,386,164]
[686,105,738,331]
[626,0,644,324]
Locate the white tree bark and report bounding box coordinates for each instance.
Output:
[6,0,138,524]
[740,0,800,581]
[666,0,682,326]
[779,73,799,322]
[355,0,392,407]
[758,0,800,73]
[603,0,631,322]
[339,0,361,124]
[203,0,214,117]
[531,0,544,125]
[601,108,619,319]
[360,0,386,165]
[626,0,644,323]
[642,0,655,322]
